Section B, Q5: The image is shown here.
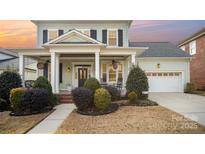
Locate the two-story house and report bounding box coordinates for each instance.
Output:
[11,20,191,93]
[178,28,205,89]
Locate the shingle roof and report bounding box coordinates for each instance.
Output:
[129,42,191,58]
[178,27,205,46]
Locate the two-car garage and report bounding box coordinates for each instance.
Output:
[146,72,183,92]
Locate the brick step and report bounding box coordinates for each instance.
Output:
[60,100,74,104]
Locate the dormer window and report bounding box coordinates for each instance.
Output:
[48,29,58,41]
[108,30,117,46]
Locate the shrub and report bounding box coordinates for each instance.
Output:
[126,65,149,99]
[185,82,196,93]
[33,76,55,106]
[23,88,50,113]
[0,98,7,111]
[10,88,26,113]
[94,88,111,110]
[103,85,121,101]
[128,91,137,103]
[72,87,93,110]
[83,77,101,92]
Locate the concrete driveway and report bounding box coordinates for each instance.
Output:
[149,93,205,126]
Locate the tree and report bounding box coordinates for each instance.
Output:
[126,65,149,99]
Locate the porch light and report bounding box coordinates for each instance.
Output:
[112,60,118,70]
[67,66,71,72]
[157,63,160,68]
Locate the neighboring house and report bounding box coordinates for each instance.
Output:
[11,20,191,93]
[0,48,37,80]
[178,28,205,89]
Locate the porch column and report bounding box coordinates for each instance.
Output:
[131,53,136,65]
[19,54,25,86]
[51,52,56,93]
[55,54,60,93]
[95,51,100,81]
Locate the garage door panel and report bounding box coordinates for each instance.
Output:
[147,72,182,92]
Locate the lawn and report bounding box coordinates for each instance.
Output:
[56,106,205,134]
[0,111,52,134]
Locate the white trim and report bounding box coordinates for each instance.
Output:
[136,57,191,60]
[189,40,196,55]
[47,29,59,42]
[43,29,104,46]
[107,29,118,47]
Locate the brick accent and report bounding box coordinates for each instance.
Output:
[183,35,205,89]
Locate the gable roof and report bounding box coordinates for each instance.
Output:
[129,42,191,58]
[43,29,105,46]
[178,27,205,46]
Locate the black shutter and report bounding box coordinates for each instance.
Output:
[58,30,64,36]
[59,63,63,83]
[118,29,123,47]
[43,63,48,79]
[43,30,48,43]
[102,29,107,44]
[90,30,97,39]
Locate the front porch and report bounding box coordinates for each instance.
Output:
[19,52,137,94]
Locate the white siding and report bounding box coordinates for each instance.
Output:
[35,21,129,48]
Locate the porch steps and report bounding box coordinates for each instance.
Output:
[59,94,74,104]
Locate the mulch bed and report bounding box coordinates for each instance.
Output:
[77,103,119,116]
[0,110,53,134]
[56,106,205,134]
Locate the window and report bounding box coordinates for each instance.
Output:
[48,30,58,41]
[189,40,196,55]
[108,64,116,82]
[118,64,123,82]
[180,46,185,51]
[102,64,107,82]
[101,62,123,83]
[108,30,117,46]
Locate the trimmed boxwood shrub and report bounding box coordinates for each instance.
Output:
[10,88,26,113]
[33,76,56,106]
[72,87,93,110]
[126,65,149,99]
[103,85,121,101]
[94,88,111,111]
[83,77,101,92]
[22,88,50,114]
[128,91,137,103]
[0,71,22,109]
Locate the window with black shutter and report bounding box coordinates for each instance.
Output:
[58,30,64,36]
[102,29,107,44]
[59,63,63,83]
[118,29,123,47]
[43,63,48,79]
[43,30,48,43]
[90,30,97,39]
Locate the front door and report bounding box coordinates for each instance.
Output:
[78,68,88,87]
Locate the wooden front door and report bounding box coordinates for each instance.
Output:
[78,68,88,87]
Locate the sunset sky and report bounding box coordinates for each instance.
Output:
[0,20,205,48]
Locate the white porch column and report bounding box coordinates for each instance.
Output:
[55,54,60,93]
[19,54,25,86]
[95,51,100,81]
[131,53,136,65]
[51,52,56,93]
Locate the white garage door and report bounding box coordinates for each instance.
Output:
[146,72,183,92]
